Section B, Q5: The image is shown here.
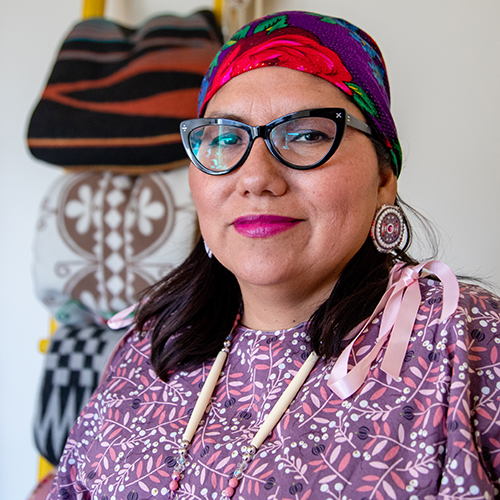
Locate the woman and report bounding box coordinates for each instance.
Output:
[48,11,500,499]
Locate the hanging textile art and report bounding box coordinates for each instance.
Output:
[27,11,222,172]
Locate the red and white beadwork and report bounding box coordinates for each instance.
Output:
[371,204,406,253]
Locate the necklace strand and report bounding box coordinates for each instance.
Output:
[168,320,319,498]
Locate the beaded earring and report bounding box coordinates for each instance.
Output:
[371,204,406,253]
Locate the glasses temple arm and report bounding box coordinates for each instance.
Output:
[346,113,372,136]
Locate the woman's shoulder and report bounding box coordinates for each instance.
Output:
[413,275,500,359]
[100,323,152,384]
[457,281,500,309]
[418,274,500,320]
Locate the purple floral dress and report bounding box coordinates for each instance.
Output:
[48,279,500,500]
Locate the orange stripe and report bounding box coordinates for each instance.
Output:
[28,133,180,148]
[42,88,199,118]
[44,48,219,96]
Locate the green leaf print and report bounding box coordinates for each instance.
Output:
[346,82,378,117]
[231,24,251,42]
[206,52,221,78]
[254,15,288,34]
[310,14,339,25]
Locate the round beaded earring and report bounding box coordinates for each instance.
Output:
[371,204,407,253]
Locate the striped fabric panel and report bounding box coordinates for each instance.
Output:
[27,10,222,171]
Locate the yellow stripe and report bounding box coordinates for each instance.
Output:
[28,133,181,148]
[38,456,56,482]
[213,0,223,25]
[82,0,105,19]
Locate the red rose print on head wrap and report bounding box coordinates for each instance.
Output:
[199,30,353,114]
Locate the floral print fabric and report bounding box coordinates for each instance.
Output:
[197,11,403,175]
[48,279,500,500]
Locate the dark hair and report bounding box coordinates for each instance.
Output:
[135,136,431,382]
[141,239,241,381]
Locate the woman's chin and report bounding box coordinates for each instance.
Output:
[232,261,294,289]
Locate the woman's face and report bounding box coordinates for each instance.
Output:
[189,67,397,311]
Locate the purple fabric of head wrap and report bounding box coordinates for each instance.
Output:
[197,11,402,176]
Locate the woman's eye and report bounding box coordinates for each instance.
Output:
[210,133,241,147]
[290,130,330,142]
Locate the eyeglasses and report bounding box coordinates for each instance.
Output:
[180,108,372,176]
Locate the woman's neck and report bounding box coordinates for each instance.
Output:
[238,281,334,331]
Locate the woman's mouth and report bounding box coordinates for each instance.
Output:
[232,215,302,238]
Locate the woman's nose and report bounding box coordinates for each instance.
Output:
[235,138,288,197]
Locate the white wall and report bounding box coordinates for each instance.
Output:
[1,1,499,499]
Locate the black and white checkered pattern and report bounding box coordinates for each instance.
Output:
[34,322,126,465]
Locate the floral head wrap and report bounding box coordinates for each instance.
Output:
[198,11,402,176]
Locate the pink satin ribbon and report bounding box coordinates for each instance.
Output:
[107,302,137,330]
[327,260,460,399]
[97,303,139,385]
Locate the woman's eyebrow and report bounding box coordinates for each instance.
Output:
[204,112,246,122]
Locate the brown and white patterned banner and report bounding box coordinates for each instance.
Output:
[34,167,197,321]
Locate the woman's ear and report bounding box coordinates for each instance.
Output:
[377,168,398,206]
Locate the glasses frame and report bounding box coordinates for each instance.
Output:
[180,107,372,176]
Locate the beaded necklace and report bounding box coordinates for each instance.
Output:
[168,320,319,499]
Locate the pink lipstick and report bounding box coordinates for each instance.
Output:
[233,215,301,238]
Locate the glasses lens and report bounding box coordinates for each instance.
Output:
[270,117,338,167]
[189,124,249,173]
